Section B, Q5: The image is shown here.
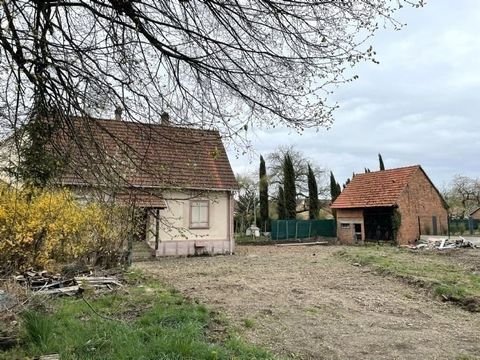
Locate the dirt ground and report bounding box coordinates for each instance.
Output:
[136,246,480,360]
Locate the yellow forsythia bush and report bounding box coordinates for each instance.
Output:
[0,185,130,273]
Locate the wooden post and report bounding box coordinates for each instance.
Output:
[155,208,160,251]
[126,206,135,267]
[447,213,451,239]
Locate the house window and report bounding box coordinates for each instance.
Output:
[341,223,351,229]
[190,200,209,229]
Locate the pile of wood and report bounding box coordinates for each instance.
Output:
[14,270,122,296]
[403,236,477,250]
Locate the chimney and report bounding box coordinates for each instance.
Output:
[161,112,170,126]
[114,106,123,121]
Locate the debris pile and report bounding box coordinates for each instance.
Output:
[403,236,477,250]
[13,269,122,296]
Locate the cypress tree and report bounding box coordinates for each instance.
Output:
[307,165,319,219]
[283,154,297,219]
[277,186,286,220]
[379,153,385,171]
[259,155,269,231]
[330,171,342,202]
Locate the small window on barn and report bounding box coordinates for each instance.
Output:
[190,200,209,229]
[341,223,351,229]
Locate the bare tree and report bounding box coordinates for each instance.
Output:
[445,175,480,219]
[235,173,258,233]
[0,1,421,137]
[267,145,328,199]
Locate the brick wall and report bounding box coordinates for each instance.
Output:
[396,168,448,245]
[336,208,364,244]
[471,209,480,221]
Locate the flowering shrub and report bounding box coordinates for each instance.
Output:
[0,185,130,273]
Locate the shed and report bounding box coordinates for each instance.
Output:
[331,165,448,245]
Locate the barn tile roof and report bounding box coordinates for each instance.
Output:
[331,165,420,209]
[57,117,238,191]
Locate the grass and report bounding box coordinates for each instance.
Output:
[243,318,255,329]
[336,246,480,312]
[235,235,274,246]
[0,271,274,360]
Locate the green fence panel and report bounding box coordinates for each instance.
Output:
[449,218,479,234]
[271,219,336,240]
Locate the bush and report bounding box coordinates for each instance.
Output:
[0,185,130,273]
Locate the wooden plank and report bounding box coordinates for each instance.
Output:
[37,285,80,296]
[38,354,60,360]
[276,241,329,247]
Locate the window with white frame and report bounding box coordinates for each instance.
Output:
[190,200,209,228]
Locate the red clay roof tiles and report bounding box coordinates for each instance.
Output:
[331,165,420,209]
[57,117,238,191]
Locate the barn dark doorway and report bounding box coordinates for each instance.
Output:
[364,207,394,242]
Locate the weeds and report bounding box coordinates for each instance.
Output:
[1,273,274,360]
[336,246,480,312]
[243,318,255,329]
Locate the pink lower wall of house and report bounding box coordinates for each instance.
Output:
[154,239,232,257]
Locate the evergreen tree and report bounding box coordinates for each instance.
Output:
[307,165,319,219]
[283,154,297,219]
[259,155,269,231]
[277,186,286,220]
[330,171,342,202]
[379,153,385,171]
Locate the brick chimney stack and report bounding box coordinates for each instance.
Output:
[161,112,170,126]
[115,106,123,121]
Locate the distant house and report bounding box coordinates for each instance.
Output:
[331,165,448,245]
[2,115,238,257]
[296,199,333,220]
[470,207,480,221]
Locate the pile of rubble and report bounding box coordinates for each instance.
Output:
[13,269,122,296]
[404,236,477,250]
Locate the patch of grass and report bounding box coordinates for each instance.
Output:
[336,246,480,312]
[304,307,319,314]
[1,272,275,360]
[456,355,480,360]
[243,318,255,329]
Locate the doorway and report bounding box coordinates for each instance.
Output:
[364,207,394,242]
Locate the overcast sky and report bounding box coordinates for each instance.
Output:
[227,0,480,192]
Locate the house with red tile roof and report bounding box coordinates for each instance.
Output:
[470,207,480,221]
[331,165,448,245]
[6,114,238,257]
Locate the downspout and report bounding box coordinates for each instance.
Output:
[228,191,233,254]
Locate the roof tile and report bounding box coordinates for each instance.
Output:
[331,165,420,209]
[56,117,238,191]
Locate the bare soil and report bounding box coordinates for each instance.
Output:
[136,246,480,360]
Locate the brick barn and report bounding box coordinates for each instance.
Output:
[331,165,448,245]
